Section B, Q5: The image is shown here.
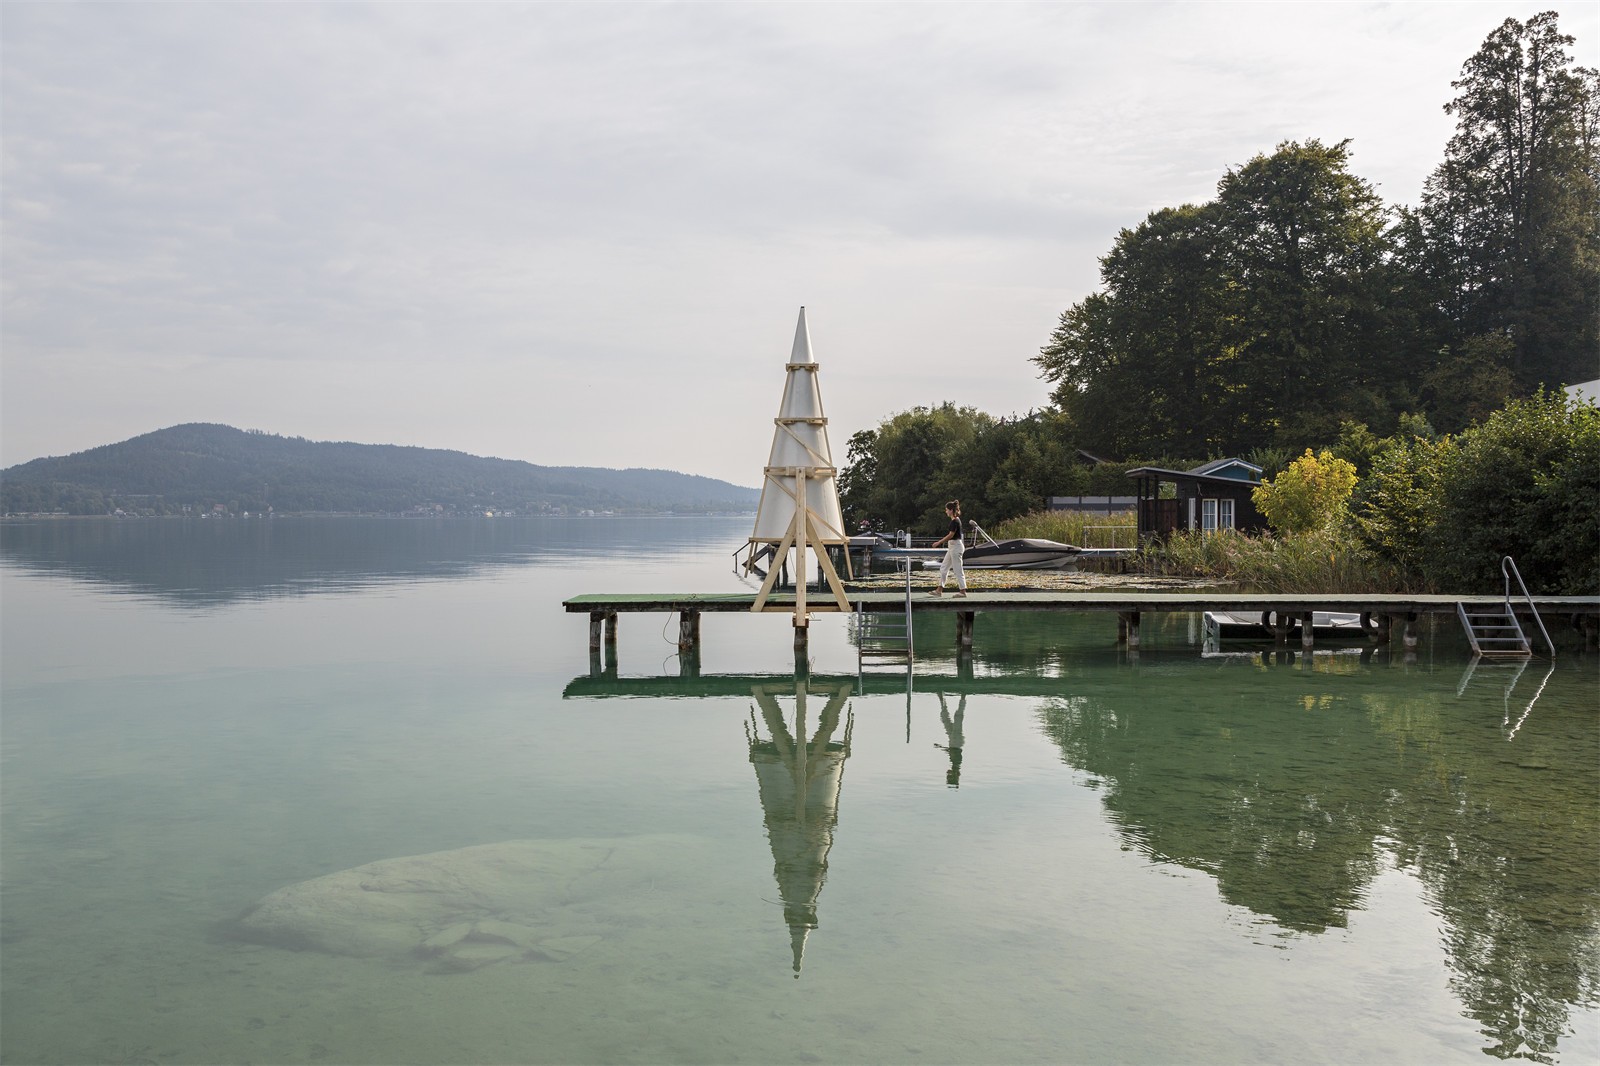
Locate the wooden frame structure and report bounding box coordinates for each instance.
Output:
[746,308,852,628]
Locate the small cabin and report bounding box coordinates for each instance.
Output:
[1126,458,1267,540]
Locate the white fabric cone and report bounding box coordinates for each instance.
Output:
[750,307,846,546]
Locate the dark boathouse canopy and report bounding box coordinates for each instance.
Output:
[1127,458,1267,539]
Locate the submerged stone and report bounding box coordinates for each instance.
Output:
[226,835,704,973]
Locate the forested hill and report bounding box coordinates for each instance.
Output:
[0,424,760,516]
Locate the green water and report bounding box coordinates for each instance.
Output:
[1,516,1596,1065]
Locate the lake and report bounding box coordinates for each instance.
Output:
[2,515,1596,1065]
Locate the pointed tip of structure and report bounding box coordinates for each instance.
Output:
[790,306,814,364]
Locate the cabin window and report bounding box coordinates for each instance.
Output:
[1201,498,1235,532]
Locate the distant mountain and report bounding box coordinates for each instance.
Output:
[0,424,760,516]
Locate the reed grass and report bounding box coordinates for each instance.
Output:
[993,509,1416,592]
[991,509,1137,550]
[1143,528,1412,593]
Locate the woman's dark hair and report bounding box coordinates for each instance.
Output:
[945,500,961,514]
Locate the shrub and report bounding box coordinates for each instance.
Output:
[1251,449,1357,534]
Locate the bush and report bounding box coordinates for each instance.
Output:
[1350,390,1599,593]
[1252,449,1357,534]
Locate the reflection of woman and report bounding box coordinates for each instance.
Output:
[929,500,967,597]
[933,692,965,788]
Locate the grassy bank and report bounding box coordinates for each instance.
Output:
[995,510,1414,593]
[991,509,1137,549]
[1143,529,1412,593]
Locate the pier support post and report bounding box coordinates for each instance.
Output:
[1402,612,1419,650]
[604,610,618,647]
[956,611,974,647]
[589,612,605,652]
[1360,612,1390,644]
[1117,611,1141,649]
[1301,612,1315,650]
[678,610,701,652]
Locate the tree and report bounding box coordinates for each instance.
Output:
[1036,141,1400,457]
[1349,434,1453,582]
[1251,449,1358,534]
[1212,139,1395,447]
[1430,390,1599,592]
[1419,11,1600,391]
[1351,391,1599,593]
[1036,205,1227,456]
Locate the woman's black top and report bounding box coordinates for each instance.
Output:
[948,517,962,540]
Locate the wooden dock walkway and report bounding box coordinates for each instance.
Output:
[564,590,1600,657]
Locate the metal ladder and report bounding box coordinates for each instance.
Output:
[857,558,914,674]
[1456,556,1555,659]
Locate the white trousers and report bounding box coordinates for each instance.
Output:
[938,539,966,589]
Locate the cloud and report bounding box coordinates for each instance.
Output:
[2,1,1591,482]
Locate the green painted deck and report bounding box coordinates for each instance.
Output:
[564,590,1600,658]
[564,590,1600,616]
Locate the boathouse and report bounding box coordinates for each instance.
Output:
[1127,458,1267,540]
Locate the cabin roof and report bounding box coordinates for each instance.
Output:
[1126,460,1260,489]
[1124,460,1262,492]
[1188,457,1261,481]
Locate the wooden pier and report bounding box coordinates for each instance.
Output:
[565,590,1600,660]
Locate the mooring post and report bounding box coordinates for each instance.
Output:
[1301,612,1315,650]
[956,611,974,647]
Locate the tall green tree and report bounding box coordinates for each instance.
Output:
[1036,141,1397,456]
[1419,11,1600,391]
[1035,204,1226,456]
[1212,139,1395,445]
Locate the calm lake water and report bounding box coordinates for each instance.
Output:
[2,516,1596,1066]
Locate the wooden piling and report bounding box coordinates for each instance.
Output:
[678,610,700,651]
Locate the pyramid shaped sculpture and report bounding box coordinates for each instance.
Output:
[747,307,852,621]
[746,680,854,977]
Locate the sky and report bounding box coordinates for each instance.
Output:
[3,2,1595,487]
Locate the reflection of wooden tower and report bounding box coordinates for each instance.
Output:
[745,679,853,978]
[746,307,852,629]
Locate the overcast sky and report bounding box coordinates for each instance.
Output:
[3,2,1594,486]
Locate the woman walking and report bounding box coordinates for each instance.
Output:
[929,500,967,597]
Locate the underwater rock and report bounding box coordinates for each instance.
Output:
[227,835,701,972]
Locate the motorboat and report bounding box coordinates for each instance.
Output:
[961,524,1081,570]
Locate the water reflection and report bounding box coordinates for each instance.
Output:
[934,693,965,788]
[570,658,1599,1063]
[746,680,854,978]
[0,516,738,606]
[1034,667,1599,1064]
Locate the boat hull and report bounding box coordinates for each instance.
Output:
[1203,610,1365,641]
[962,539,1081,570]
